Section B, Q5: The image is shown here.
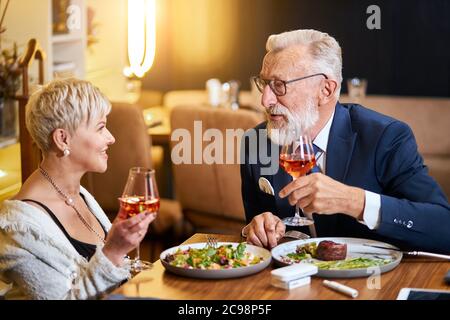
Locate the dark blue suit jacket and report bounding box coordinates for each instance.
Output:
[240,102,450,253]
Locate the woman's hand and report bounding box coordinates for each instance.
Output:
[102,211,157,266]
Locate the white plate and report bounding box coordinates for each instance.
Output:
[160,242,272,279]
[271,237,403,278]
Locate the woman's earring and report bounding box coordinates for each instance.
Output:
[63,148,70,157]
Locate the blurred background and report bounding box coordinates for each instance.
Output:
[2,0,448,97]
[144,0,449,96]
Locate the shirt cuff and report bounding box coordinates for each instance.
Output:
[359,191,381,230]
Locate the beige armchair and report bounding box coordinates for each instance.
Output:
[82,102,184,237]
[170,105,265,234]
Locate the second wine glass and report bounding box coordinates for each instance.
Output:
[119,167,160,272]
[279,129,316,227]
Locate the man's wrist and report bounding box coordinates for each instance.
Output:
[347,187,365,220]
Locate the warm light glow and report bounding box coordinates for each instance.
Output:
[171,0,237,71]
[124,0,156,78]
[0,170,7,178]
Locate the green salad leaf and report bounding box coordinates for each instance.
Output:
[234,243,246,259]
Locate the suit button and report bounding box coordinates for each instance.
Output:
[407,221,413,229]
[394,218,398,223]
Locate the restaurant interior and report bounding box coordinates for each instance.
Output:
[0,0,449,301]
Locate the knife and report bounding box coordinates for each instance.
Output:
[363,244,450,261]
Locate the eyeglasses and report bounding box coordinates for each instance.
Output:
[252,73,328,96]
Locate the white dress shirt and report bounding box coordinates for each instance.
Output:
[313,112,381,229]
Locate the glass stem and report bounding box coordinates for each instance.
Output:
[293,177,302,220]
[135,245,140,262]
[295,203,301,220]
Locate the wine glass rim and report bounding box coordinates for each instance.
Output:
[129,167,155,174]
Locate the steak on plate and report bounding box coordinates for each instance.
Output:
[316,240,347,261]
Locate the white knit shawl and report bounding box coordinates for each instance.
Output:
[0,186,130,300]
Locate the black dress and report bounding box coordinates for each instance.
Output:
[22,197,107,261]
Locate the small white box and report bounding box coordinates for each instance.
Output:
[271,276,311,290]
[271,263,318,282]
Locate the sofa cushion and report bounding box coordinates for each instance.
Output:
[341,95,450,156]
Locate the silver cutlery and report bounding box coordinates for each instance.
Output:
[363,244,450,261]
[206,235,218,248]
[283,230,311,240]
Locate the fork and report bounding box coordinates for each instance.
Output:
[283,230,311,240]
[206,235,218,248]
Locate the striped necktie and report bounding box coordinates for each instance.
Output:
[309,144,323,173]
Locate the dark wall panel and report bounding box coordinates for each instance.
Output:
[142,0,450,97]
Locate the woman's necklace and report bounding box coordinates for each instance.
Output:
[38,165,106,244]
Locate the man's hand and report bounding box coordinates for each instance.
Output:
[279,173,365,220]
[243,212,285,248]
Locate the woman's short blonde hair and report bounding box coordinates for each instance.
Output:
[266,29,343,98]
[25,78,111,153]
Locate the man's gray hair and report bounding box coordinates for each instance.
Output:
[266,29,343,98]
[25,78,111,153]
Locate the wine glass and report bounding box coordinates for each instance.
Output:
[118,167,160,272]
[279,129,316,227]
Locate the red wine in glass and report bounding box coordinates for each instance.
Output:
[279,131,316,227]
[119,167,159,272]
[119,196,160,219]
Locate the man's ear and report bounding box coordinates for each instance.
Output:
[318,79,338,106]
[52,128,70,153]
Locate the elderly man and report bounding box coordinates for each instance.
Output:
[240,29,450,253]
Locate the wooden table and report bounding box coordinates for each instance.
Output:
[112,233,450,300]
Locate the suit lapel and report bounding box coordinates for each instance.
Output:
[312,103,358,236]
[326,102,357,183]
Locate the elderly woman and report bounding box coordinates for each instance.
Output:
[0,78,156,299]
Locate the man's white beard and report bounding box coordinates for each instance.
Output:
[267,96,319,145]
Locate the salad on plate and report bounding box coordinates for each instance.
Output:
[163,242,264,270]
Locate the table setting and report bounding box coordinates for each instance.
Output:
[111,232,450,300]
